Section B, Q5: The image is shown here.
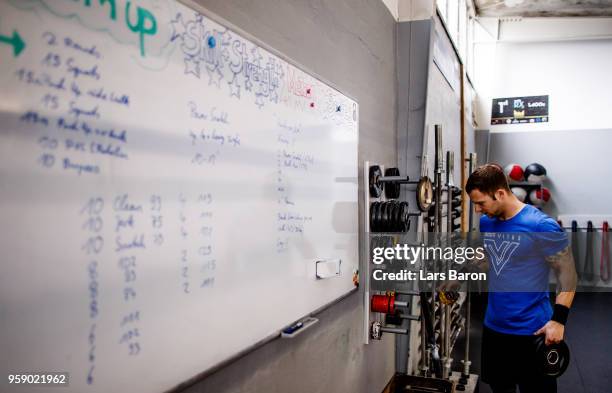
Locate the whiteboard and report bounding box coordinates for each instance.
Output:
[0,1,358,392]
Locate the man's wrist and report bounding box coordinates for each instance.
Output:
[551,304,570,325]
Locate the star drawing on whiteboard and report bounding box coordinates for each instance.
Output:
[207,66,223,88]
[170,13,186,41]
[184,56,200,77]
[228,76,241,98]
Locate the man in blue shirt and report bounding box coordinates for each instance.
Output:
[465,164,577,393]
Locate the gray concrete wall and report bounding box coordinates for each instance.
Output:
[489,128,612,219]
[179,0,398,392]
[397,19,432,181]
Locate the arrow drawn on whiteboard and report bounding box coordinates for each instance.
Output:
[0,29,25,57]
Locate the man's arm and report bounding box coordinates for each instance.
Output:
[464,252,490,274]
[546,245,578,305]
[440,251,489,292]
[534,245,577,344]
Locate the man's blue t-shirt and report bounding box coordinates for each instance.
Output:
[480,204,568,335]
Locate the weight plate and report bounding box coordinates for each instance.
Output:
[384,167,401,199]
[374,201,383,233]
[535,336,570,378]
[399,202,410,232]
[384,201,393,232]
[416,176,434,212]
[385,312,402,326]
[373,202,381,232]
[370,202,378,232]
[391,201,401,232]
[381,202,390,232]
[369,165,383,198]
[387,201,395,232]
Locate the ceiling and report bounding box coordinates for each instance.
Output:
[474,0,612,17]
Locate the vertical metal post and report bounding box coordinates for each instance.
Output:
[467,153,477,231]
[432,125,444,378]
[434,125,443,233]
[442,151,454,379]
[462,288,472,376]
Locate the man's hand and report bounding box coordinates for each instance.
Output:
[438,279,461,292]
[534,320,565,345]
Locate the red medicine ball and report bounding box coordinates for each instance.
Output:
[504,163,524,182]
[529,187,551,207]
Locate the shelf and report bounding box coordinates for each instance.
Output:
[508,182,543,188]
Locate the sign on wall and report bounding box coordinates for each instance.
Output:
[491,95,549,125]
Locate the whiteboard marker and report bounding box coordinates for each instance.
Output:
[282,321,303,335]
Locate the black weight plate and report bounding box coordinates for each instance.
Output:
[369,165,383,198]
[381,202,390,232]
[384,201,393,232]
[416,176,434,212]
[535,336,570,378]
[370,202,379,232]
[384,167,401,199]
[373,202,381,232]
[385,312,402,326]
[399,202,410,232]
[374,201,383,233]
[386,202,396,233]
[392,201,401,232]
[388,202,397,233]
[397,202,405,232]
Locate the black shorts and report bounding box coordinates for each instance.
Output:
[481,326,556,393]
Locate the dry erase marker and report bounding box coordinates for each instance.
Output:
[282,321,303,335]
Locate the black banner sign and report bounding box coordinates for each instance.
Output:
[491,95,549,125]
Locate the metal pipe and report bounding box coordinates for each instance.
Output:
[467,153,477,231]
[394,300,409,308]
[442,151,455,380]
[434,126,443,233]
[380,327,409,335]
[462,289,472,376]
[394,290,420,296]
[432,125,444,361]
[378,176,419,185]
[420,309,429,376]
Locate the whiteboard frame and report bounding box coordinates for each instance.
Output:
[178,0,359,104]
[168,289,357,392]
[157,1,362,391]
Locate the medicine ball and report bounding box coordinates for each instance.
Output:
[504,163,524,182]
[511,187,527,202]
[524,163,547,184]
[529,187,551,207]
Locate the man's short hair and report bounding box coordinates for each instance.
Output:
[465,163,510,199]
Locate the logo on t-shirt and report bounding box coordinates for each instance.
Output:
[484,238,520,276]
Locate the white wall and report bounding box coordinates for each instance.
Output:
[473,18,612,132]
[398,0,435,22]
[471,19,612,223]
[488,39,612,132]
[382,0,399,20]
